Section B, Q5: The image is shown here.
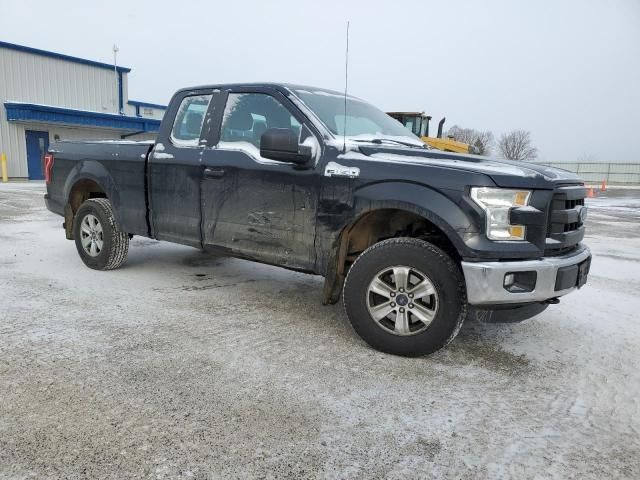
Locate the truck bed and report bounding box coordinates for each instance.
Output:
[46,139,154,236]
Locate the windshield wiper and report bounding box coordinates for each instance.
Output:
[353,138,426,149]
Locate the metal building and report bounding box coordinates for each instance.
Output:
[0,41,167,179]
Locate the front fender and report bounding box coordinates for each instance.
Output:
[352,181,475,254]
[351,182,544,260]
[318,182,477,304]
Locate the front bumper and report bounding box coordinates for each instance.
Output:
[461,245,591,305]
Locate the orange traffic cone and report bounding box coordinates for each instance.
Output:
[587,187,595,198]
[600,179,607,192]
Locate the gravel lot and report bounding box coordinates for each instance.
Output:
[1,182,639,479]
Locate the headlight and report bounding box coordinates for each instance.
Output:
[470,187,531,240]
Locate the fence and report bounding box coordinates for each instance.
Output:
[533,162,640,185]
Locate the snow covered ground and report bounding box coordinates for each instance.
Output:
[1,182,638,479]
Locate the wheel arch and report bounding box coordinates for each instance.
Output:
[320,181,477,303]
[63,161,120,239]
[321,199,470,305]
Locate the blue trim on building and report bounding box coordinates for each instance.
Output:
[0,40,131,73]
[128,100,168,110]
[4,102,160,132]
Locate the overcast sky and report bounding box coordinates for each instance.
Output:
[1,0,638,162]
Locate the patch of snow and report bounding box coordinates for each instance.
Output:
[152,143,173,159]
[152,152,175,160]
[301,135,321,163]
[586,196,640,212]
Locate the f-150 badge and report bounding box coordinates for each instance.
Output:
[324,162,360,178]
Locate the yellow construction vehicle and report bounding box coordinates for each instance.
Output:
[387,112,475,154]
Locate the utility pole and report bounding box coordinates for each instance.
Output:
[113,44,119,114]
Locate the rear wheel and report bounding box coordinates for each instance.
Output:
[73,198,129,270]
[343,238,466,356]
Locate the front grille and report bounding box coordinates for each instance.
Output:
[545,186,586,256]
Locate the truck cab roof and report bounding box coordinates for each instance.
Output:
[174,83,359,99]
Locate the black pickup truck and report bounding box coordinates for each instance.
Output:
[44,83,591,356]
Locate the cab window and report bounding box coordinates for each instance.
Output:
[220,93,301,148]
[171,94,212,146]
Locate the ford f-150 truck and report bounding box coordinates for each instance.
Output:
[44,83,591,356]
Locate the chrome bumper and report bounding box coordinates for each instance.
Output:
[461,246,591,305]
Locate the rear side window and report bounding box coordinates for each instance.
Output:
[171,94,212,146]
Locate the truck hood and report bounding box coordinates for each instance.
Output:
[356,145,582,189]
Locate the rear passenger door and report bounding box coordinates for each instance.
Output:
[200,88,321,271]
[148,90,217,247]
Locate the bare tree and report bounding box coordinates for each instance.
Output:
[446,125,494,155]
[471,131,494,156]
[497,130,538,161]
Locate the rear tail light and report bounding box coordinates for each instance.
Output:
[44,153,54,184]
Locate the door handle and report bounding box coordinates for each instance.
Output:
[204,167,225,178]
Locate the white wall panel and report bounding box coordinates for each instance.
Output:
[0,46,130,177]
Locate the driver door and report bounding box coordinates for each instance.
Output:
[200,89,320,271]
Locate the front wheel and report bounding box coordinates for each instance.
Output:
[73,198,129,270]
[343,238,466,356]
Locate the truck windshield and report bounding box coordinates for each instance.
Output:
[292,88,424,147]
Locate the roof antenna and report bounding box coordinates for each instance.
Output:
[343,21,350,154]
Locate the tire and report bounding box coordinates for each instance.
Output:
[73,198,129,270]
[343,238,466,357]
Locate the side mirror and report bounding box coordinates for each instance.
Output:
[260,128,312,164]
